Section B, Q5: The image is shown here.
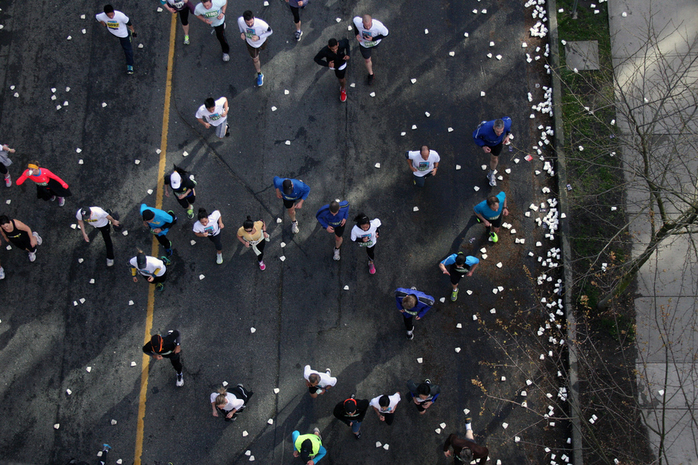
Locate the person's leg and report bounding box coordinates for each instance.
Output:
[351,420,361,434]
[252,55,262,73]
[98,224,115,260]
[119,34,134,66]
[490,153,499,172]
[287,206,297,222]
[366,245,375,261]
[256,239,266,262]
[214,24,230,54]
[215,118,229,138]
[465,429,475,441]
[176,196,190,209]
[413,174,426,187]
[168,353,183,374]
[179,8,190,39]
[290,6,301,33]
[209,234,223,253]
[156,234,172,251]
[403,314,414,331]
[313,445,327,463]
[384,413,394,425]
[415,402,426,412]
[360,46,373,76]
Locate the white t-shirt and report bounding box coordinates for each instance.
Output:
[353,17,389,48]
[193,210,222,236]
[237,17,273,48]
[303,365,337,388]
[195,0,226,27]
[96,11,130,38]
[195,97,227,126]
[407,150,440,177]
[129,256,167,277]
[370,393,401,413]
[210,392,244,412]
[351,219,382,247]
[76,207,110,228]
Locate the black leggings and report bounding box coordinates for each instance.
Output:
[382,412,395,425]
[255,239,266,262]
[178,6,190,26]
[0,164,6,175]
[156,234,172,250]
[289,5,301,23]
[97,224,115,259]
[214,23,230,53]
[176,194,195,209]
[163,352,182,374]
[403,314,414,331]
[366,245,375,261]
[208,233,222,252]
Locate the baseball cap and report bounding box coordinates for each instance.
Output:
[170,171,182,189]
[282,179,293,195]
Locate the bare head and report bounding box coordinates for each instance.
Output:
[362,15,373,30]
[493,119,505,136]
[420,145,430,159]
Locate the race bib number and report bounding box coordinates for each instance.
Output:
[107,21,120,29]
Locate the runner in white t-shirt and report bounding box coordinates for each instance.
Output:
[350,213,382,275]
[238,10,273,87]
[405,145,440,187]
[129,252,170,292]
[210,384,253,421]
[370,392,401,426]
[192,208,225,264]
[304,365,338,398]
[353,15,389,85]
[194,0,230,61]
[163,0,195,45]
[76,206,121,267]
[96,5,137,74]
[195,97,230,139]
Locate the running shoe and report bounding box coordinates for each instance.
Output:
[58,197,66,207]
[107,258,114,267]
[28,251,36,262]
[4,174,11,187]
[32,231,43,246]
[291,221,299,234]
[187,207,194,219]
[156,283,165,292]
[451,288,459,302]
[126,65,134,75]
[294,30,303,41]
[0,267,5,280]
[368,261,376,274]
[489,232,499,243]
[176,373,184,387]
[406,330,414,340]
[259,260,266,271]
[487,171,497,187]
[340,88,347,102]
[222,53,230,62]
[256,72,264,87]
[333,248,341,261]
[183,35,190,45]
[216,253,223,265]
[366,73,374,85]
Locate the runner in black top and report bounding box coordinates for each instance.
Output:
[314,38,351,102]
[164,164,197,219]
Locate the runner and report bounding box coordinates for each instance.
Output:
[350,213,381,274]
[273,176,310,234]
[473,191,509,243]
[195,96,230,139]
[284,0,306,41]
[210,384,254,422]
[0,142,16,187]
[194,0,230,62]
[95,4,137,74]
[314,38,351,102]
[129,250,170,292]
[0,215,42,262]
[315,199,350,261]
[76,206,121,267]
[238,10,273,86]
[472,117,512,186]
[140,204,176,255]
[439,252,479,301]
[353,14,389,85]
[405,145,440,187]
[236,216,269,270]
[192,208,225,264]
[162,0,195,45]
[15,161,71,206]
[164,164,197,219]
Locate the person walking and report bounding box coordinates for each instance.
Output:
[162,0,195,45]
[164,164,197,219]
[405,145,440,187]
[142,330,184,387]
[292,428,327,464]
[304,365,337,398]
[129,250,170,292]
[273,176,310,234]
[350,213,381,275]
[210,384,254,421]
[0,142,16,187]
[193,208,225,264]
[16,161,71,206]
[315,199,349,261]
[140,204,176,255]
[406,379,441,415]
[238,10,273,86]
[284,0,306,41]
[443,418,490,464]
[333,395,369,439]
[353,14,388,85]
[194,0,230,62]
[439,252,479,301]
[195,96,230,139]
[370,392,401,426]
[473,191,509,243]
[314,38,351,102]
[95,4,137,74]
[395,287,435,340]
[76,206,121,267]
[472,117,512,186]
[236,216,269,270]
[0,215,42,262]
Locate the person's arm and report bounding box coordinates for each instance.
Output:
[443,434,454,456]
[15,170,29,185]
[194,224,208,238]
[1,144,15,153]
[406,154,417,172]
[0,227,8,243]
[341,39,351,59]
[372,405,384,420]
[237,232,250,247]
[432,161,439,176]
[310,445,326,464]
[261,221,268,239]
[416,302,432,319]
[131,266,139,282]
[257,22,273,41]
[43,168,69,188]
[196,8,212,24]
[467,261,479,277]
[314,49,330,67]
[106,214,120,227]
[77,219,89,242]
[197,116,211,129]
[126,19,136,35]
[220,98,229,118]
[14,220,36,247]
[211,401,219,416]
[217,214,225,230]
[218,0,227,18]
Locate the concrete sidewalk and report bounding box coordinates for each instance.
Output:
[609,1,698,464]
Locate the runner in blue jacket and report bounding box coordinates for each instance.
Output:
[316,200,349,261]
[472,116,512,186]
[140,203,176,255]
[395,287,435,340]
[273,176,310,234]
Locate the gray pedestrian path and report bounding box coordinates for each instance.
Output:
[609,0,698,464]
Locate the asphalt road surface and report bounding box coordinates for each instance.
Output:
[0,0,566,464]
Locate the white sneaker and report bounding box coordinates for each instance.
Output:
[222,53,230,62]
[106,258,114,267]
[216,253,223,265]
[0,267,5,279]
[487,171,497,187]
[176,373,184,387]
[58,197,66,207]
[291,221,299,234]
[28,251,36,262]
[32,231,43,246]
[333,248,341,261]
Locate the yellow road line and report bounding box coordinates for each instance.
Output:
[133,12,177,465]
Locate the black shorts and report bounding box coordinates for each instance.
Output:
[488,142,504,157]
[489,214,503,228]
[246,40,267,58]
[359,44,379,59]
[450,271,465,285]
[332,224,345,237]
[334,66,347,79]
[283,198,298,209]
